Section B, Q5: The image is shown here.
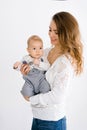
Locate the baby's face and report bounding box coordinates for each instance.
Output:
[27,41,43,59]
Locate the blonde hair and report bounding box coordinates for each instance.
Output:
[27,35,43,48]
[48,11,83,75]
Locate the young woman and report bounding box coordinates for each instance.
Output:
[20,11,83,130]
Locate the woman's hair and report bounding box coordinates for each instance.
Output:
[52,11,83,75]
[27,35,43,48]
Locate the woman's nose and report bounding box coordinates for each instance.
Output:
[49,32,55,38]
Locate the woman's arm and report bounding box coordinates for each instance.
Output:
[29,59,72,107]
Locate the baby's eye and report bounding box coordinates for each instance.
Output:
[33,48,36,50]
[40,47,43,49]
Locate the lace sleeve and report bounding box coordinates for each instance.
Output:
[30,58,72,107]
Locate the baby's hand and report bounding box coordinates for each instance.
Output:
[13,61,22,70]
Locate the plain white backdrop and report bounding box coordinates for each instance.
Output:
[0,0,87,130]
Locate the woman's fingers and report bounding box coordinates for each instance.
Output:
[20,64,30,75]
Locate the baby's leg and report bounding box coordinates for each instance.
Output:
[39,78,50,93]
[21,80,34,97]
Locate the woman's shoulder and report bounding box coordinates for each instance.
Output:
[52,55,73,73]
[54,54,73,69]
[57,55,72,64]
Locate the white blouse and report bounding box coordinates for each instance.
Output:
[30,48,74,121]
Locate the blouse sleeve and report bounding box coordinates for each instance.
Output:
[30,56,72,107]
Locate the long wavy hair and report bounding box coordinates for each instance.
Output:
[48,11,83,75]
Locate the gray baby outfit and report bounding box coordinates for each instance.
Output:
[21,55,50,97]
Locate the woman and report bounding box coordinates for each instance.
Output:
[21,11,83,130]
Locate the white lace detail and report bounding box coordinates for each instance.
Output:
[30,53,74,121]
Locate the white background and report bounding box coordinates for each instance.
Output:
[0,0,87,130]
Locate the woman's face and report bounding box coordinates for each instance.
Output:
[48,20,59,46]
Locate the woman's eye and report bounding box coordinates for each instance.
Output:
[55,31,59,35]
[55,32,58,34]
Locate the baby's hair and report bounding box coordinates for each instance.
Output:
[27,35,43,48]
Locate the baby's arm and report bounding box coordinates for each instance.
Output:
[13,61,22,70]
[13,60,27,70]
[13,54,30,71]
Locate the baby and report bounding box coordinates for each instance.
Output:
[13,35,50,97]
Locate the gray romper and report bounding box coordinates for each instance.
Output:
[20,55,50,97]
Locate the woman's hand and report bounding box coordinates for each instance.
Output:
[20,63,31,75]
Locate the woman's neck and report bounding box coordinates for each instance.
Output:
[47,45,62,65]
